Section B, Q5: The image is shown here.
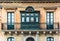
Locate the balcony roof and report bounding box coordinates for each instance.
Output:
[0,0,60,3]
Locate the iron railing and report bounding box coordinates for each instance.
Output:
[2,23,59,31]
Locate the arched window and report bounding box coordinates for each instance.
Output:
[26,37,35,41]
[47,37,54,41]
[25,6,34,12]
[7,37,14,41]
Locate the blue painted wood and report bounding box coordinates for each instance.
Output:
[7,25,14,30]
[21,23,40,30]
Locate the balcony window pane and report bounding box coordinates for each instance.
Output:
[31,17,34,22]
[35,14,38,16]
[26,14,29,16]
[22,17,25,22]
[21,13,39,23]
[31,14,34,16]
[26,17,29,22]
[22,14,25,16]
[36,17,38,22]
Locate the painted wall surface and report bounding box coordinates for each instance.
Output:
[0,3,59,41]
[1,3,60,29]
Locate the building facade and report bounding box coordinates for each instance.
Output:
[0,0,60,41]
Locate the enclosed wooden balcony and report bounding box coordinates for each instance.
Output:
[1,23,59,35]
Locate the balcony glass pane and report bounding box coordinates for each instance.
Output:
[36,17,38,22]
[31,17,34,22]
[22,17,25,22]
[26,17,29,22]
[35,13,38,16]
[22,13,25,16]
[31,13,34,16]
[26,14,29,16]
